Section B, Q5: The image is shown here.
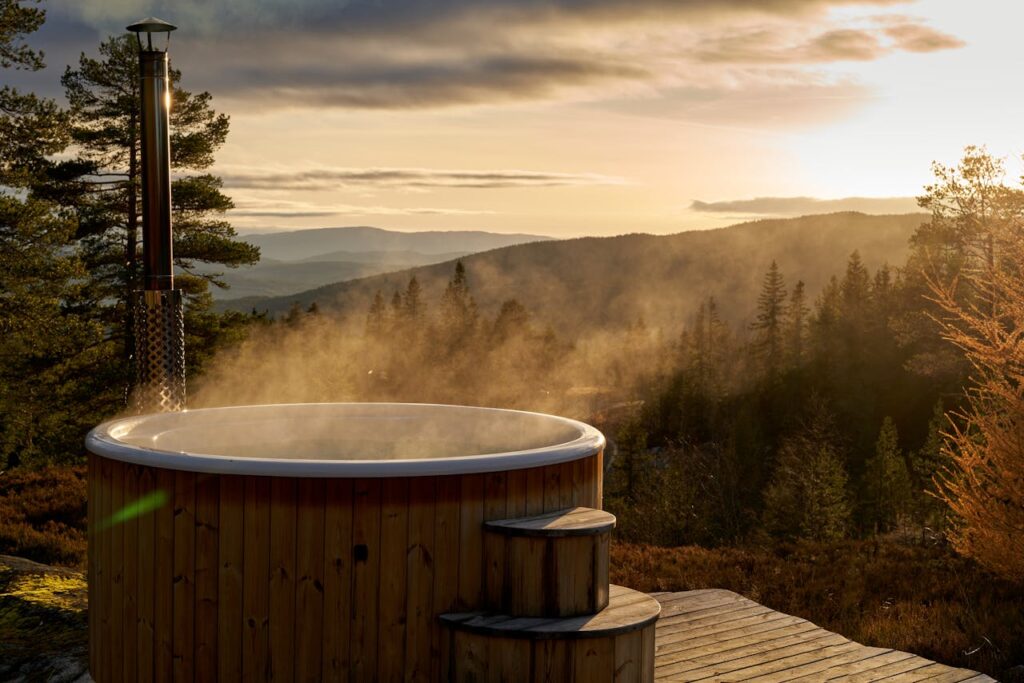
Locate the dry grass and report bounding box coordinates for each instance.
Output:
[611,539,1024,679]
[0,466,87,568]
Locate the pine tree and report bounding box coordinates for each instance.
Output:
[52,35,258,366]
[863,417,912,534]
[763,407,850,541]
[403,276,424,322]
[365,291,386,337]
[785,280,809,367]
[751,261,786,377]
[440,260,478,339]
[907,400,950,536]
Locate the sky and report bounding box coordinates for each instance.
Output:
[13,0,1024,236]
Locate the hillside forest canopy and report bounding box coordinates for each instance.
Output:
[1,3,1023,676]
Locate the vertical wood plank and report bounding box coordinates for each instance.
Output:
[173,470,196,683]
[559,461,575,509]
[217,476,244,683]
[430,476,460,682]
[378,478,409,683]
[596,450,604,509]
[506,469,527,519]
[483,472,507,610]
[595,533,610,614]
[110,459,125,683]
[452,631,488,682]
[457,474,485,610]
[154,467,175,683]
[350,479,381,681]
[532,639,572,683]
[574,637,614,683]
[98,457,111,683]
[195,473,220,683]
[87,454,97,680]
[322,479,353,683]
[403,477,435,683]
[242,477,271,682]
[490,636,530,683]
[525,466,545,515]
[641,623,655,682]
[543,464,562,513]
[136,466,156,683]
[613,630,643,683]
[295,479,326,683]
[268,478,297,683]
[122,465,139,683]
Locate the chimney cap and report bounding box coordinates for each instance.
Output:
[126,17,177,34]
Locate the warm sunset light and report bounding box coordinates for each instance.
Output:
[11,0,1018,236]
[3,1,1022,680]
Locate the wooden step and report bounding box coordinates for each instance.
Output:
[483,507,615,617]
[441,585,659,683]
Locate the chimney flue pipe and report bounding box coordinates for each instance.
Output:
[127,17,185,412]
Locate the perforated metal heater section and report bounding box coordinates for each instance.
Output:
[132,289,185,412]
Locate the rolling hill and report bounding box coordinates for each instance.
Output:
[220,212,926,333]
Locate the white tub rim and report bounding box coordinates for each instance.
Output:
[85,402,605,478]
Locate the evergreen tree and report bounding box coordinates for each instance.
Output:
[440,260,477,338]
[784,280,809,367]
[403,276,424,322]
[863,416,912,534]
[908,400,950,536]
[52,35,258,366]
[763,407,850,541]
[492,299,530,341]
[751,261,786,377]
[365,290,386,337]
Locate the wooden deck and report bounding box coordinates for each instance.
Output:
[650,590,995,682]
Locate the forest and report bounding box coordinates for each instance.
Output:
[2,2,1023,679]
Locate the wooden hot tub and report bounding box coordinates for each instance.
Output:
[86,403,605,682]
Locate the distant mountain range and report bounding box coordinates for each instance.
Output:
[208,226,551,299]
[218,212,926,332]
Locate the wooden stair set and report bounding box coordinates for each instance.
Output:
[439,506,660,682]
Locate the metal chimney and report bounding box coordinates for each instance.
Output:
[127,17,185,412]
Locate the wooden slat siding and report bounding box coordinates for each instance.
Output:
[295,479,326,683]
[614,629,643,682]
[87,453,97,679]
[525,466,546,515]
[154,466,176,683]
[533,639,572,683]
[350,478,381,681]
[542,464,562,512]
[110,458,125,683]
[268,478,297,683]
[217,476,244,683]
[194,473,220,683]
[575,637,614,683]
[321,479,353,682]
[457,473,485,610]
[506,468,527,519]
[641,624,655,682]
[430,476,460,682]
[453,631,489,682]
[94,455,109,682]
[595,450,604,509]
[559,461,576,509]
[570,458,585,509]
[404,477,436,683]
[173,469,197,683]
[482,471,507,610]
[492,635,530,682]
[242,477,271,682]
[137,465,157,683]
[378,477,409,683]
[122,464,139,683]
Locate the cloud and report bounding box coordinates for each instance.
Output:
[883,24,965,53]
[30,0,962,118]
[690,195,920,215]
[219,166,628,191]
[229,197,496,218]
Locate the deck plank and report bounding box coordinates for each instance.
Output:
[651,591,995,682]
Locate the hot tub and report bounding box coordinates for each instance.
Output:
[86,403,605,682]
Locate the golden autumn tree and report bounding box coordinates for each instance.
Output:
[920,148,1024,580]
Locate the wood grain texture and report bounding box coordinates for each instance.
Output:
[88,452,602,682]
